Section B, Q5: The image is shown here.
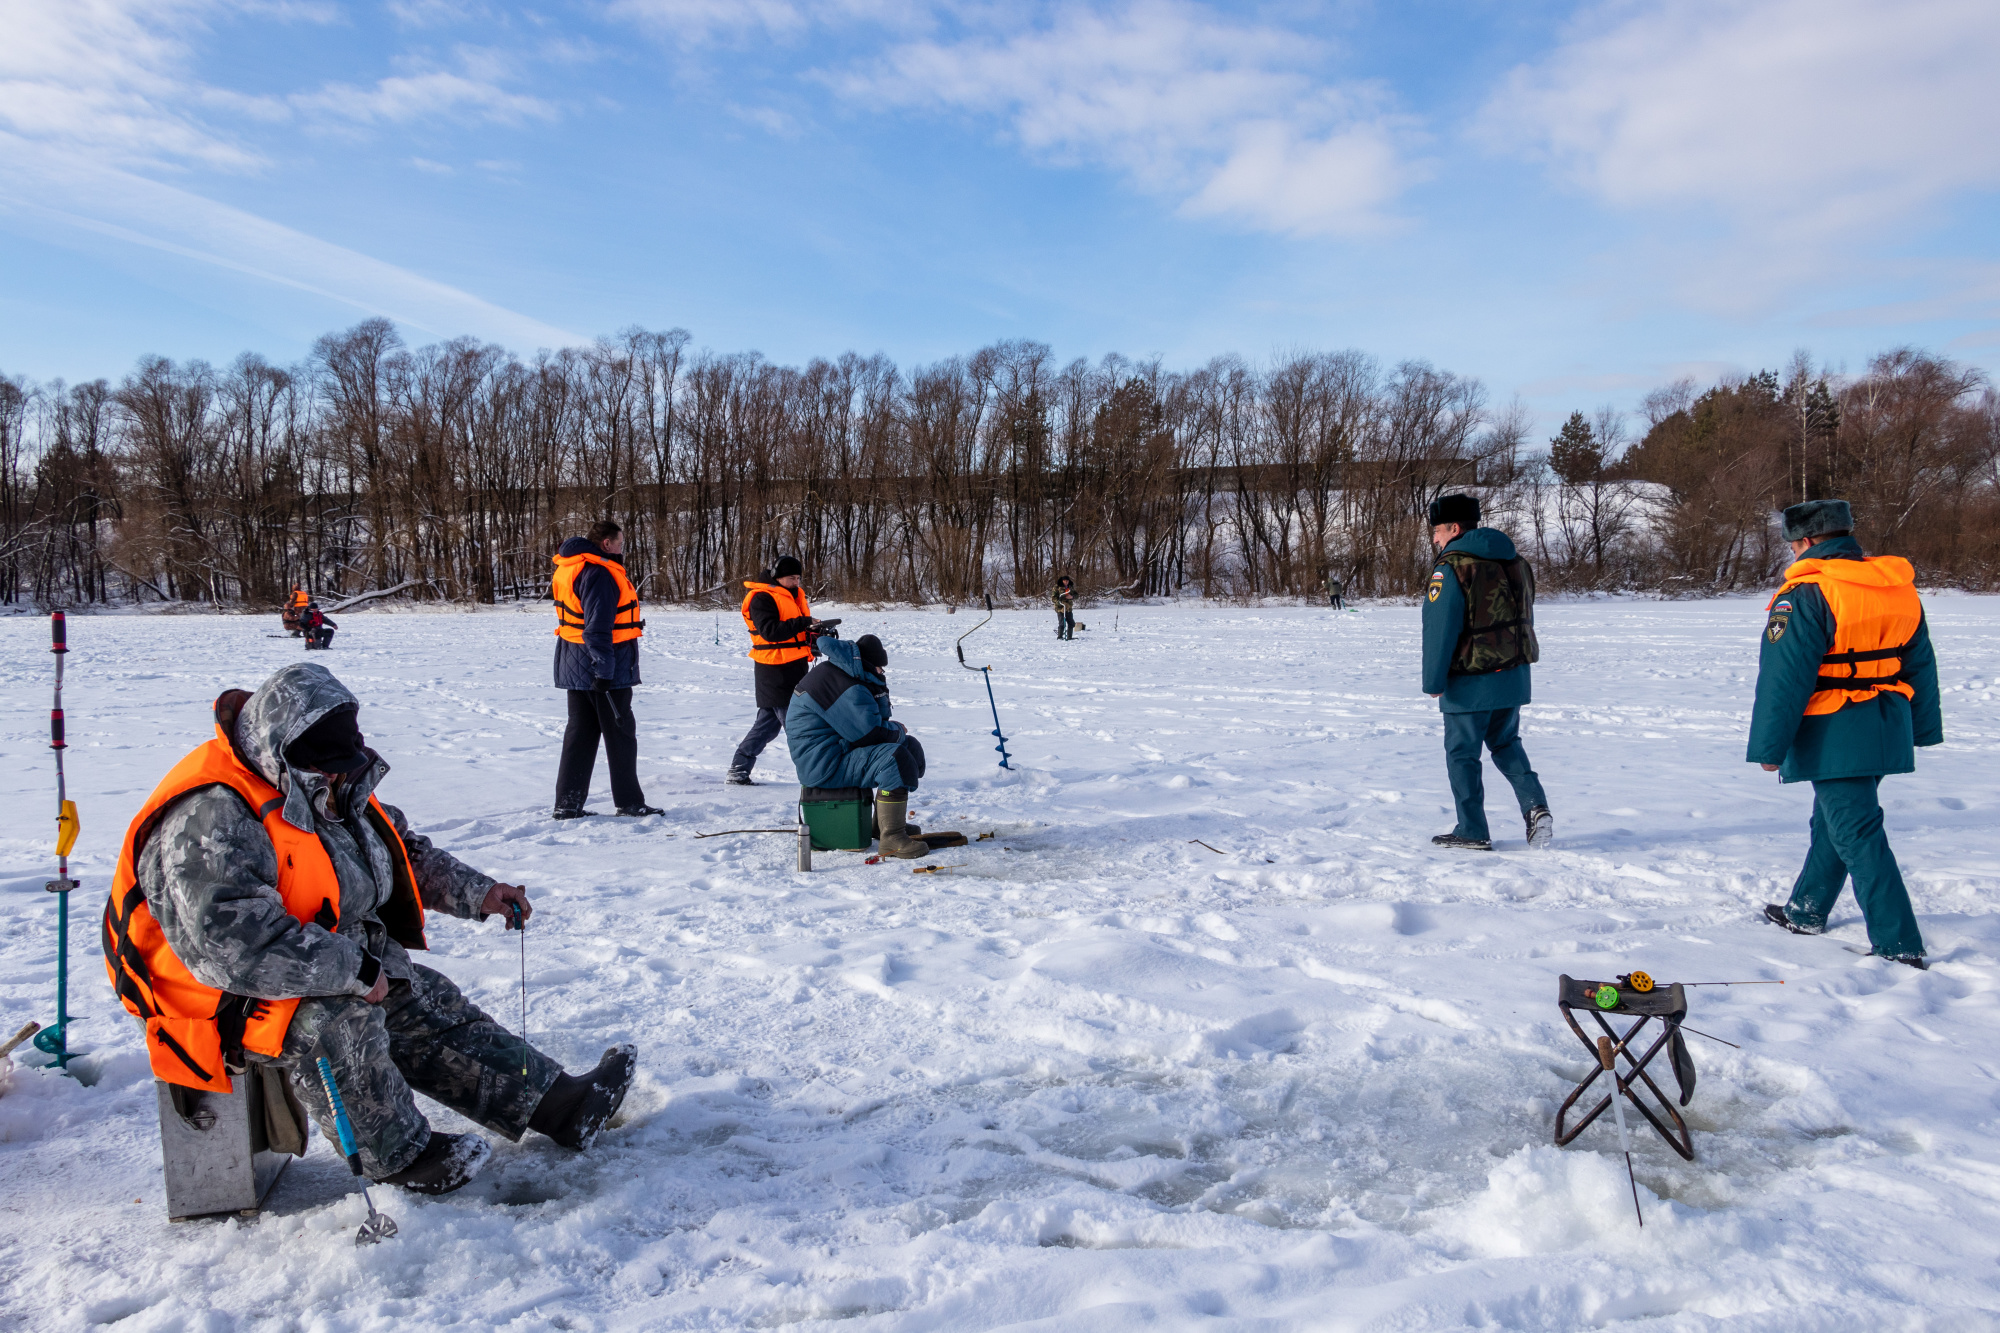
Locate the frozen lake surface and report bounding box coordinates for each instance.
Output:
[4,596,1999,1330]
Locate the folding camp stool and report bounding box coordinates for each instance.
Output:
[1554,973,1698,1160]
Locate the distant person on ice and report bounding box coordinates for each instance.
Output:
[1752,499,1941,969]
[786,633,934,859]
[1325,572,1346,611]
[551,520,662,818]
[1052,575,1076,640]
[301,601,337,651]
[727,555,824,785]
[102,663,637,1197]
[1421,493,1553,851]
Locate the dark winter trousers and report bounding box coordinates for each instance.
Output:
[730,706,787,777]
[1784,777,1924,958]
[556,687,645,811]
[1443,707,1548,843]
[271,963,563,1178]
[1056,610,1075,640]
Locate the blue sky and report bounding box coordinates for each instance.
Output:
[3,0,1996,432]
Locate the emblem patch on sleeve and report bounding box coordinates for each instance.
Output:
[1766,615,1788,642]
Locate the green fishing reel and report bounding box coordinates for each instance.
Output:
[1592,984,1621,1010]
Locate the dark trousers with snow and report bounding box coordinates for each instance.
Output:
[1784,776,1924,958]
[730,705,787,778]
[273,963,562,1178]
[556,687,644,811]
[1056,611,1074,640]
[1443,707,1547,843]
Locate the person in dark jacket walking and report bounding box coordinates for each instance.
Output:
[550,521,661,818]
[1421,494,1553,851]
[727,555,822,785]
[1751,500,1942,968]
[786,634,932,858]
[1053,576,1076,640]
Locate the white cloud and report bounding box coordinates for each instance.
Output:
[1483,0,2000,231]
[0,0,260,169]
[0,130,579,348]
[0,1,571,347]
[606,0,923,44]
[827,1,1417,237]
[292,64,556,127]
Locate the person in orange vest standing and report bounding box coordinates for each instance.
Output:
[727,555,822,785]
[1751,500,1942,968]
[103,663,637,1196]
[551,520,661,818]
[283,587,310,636]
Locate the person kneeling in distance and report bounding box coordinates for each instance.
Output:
[104,662,637,1197]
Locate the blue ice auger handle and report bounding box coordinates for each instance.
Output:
[981,668,1013,770]
[316,1056,365,1175]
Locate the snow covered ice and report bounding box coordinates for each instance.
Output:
[4,597,1999,1330]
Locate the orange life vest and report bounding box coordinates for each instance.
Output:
[1769,555,1923,717]
[102,700,426,1092]
[286,589,309,610]
[552,551,644,645]
[741,581,812,665]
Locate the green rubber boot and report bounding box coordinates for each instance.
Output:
[875,790,930,859]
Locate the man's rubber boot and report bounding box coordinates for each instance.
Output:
[725,772,756,786]
[875,792,931,859]
[616,805,665,817]
[382,1131,492,1195]
[1525,806,1554,849]
[1763,904,1818,935]
[1431,833,1493,851]
[530,1045,639,1151]
[552,806,597,820]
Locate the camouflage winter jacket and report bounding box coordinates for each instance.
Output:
[134,663,497,1002]
[1420,527,1536,714]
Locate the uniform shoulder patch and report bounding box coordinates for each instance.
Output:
[1773,598,1792,614]
[1766,614,1788,642]
[1427,571,1443,603]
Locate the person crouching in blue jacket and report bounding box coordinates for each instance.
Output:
[785,634,931,859]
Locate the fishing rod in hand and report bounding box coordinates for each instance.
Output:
[953,594,1013,770]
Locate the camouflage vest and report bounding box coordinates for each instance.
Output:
[1440,551,1539,676]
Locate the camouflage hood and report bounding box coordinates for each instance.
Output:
[234,662,386,830]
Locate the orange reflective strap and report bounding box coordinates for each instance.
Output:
[1774,556,1923,717]
[552,553,645,644]
[741,582,812,665]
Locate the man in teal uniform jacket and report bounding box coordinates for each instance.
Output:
[1751,499,1941,967]
[1421,493,1553,851]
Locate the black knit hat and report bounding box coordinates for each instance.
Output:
[1428,493,1480,528]
[1781,499,1853,543]
[856,634,888,671]
[772,555,803,580]
[285,703,371,776]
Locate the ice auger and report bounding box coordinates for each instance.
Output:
[954,595,1013,770]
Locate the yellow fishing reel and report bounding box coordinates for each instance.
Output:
[1628,971,1654,993]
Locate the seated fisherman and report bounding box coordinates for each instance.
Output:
[785,633,931,858]
[104,662,637,1196]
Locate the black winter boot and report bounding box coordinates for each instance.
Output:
[1431,833,1492,851]
[1762,904,1818,935]
[382,1131,492,1195]
[616,805,665,817]
[530,1045,638,1150]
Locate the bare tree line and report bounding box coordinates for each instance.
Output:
[3,323,1995,611]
